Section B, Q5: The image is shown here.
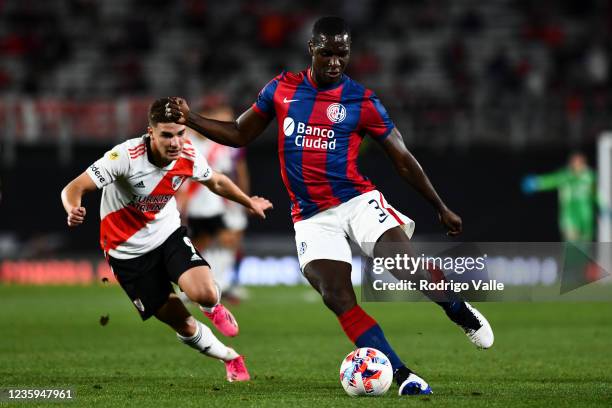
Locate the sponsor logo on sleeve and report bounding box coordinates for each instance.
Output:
[89,165,106,184]
[108,151,119,160]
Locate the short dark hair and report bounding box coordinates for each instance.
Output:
[312,16,350,40]
[148,97,172,127]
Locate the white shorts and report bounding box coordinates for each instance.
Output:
[222,201,248,231]
[293,190,415,270]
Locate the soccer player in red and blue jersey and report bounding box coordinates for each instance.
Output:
[167,16,494,395]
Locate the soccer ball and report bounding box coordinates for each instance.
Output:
[339,347,393,396]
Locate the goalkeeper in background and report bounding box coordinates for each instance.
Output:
[522,152,597,241]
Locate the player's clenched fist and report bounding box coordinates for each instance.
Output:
[67,206,86,227]
[438,207,462,237]
[165,97,191,124]
[248,196,273,219]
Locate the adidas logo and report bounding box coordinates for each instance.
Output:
[191,254,201,261]
[134,181,145,188]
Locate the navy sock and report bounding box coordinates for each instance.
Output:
[438,300,463,314]
[355,324,404,370]
[339,305,406,371]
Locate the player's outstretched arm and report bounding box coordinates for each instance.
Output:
[202,172,273,219]
[61,172,98,227]
[381,128,462,236]
[165,97,271,148]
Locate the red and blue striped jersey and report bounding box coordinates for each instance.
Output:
[252,69,395,223]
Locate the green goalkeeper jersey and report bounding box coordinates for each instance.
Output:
[533,168,596,241]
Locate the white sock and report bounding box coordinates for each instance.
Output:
[177,320,238,361]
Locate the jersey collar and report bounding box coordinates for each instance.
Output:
[305,68,347,91]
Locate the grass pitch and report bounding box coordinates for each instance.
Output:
[1,284,611,407]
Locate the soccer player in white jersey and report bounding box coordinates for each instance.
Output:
[60,98,272,382]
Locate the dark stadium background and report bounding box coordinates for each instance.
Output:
[3,0,607,258]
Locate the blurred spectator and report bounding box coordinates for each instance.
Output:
[0,0,611,147]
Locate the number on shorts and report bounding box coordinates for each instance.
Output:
[368,199,389,223]
[183,237,198,254]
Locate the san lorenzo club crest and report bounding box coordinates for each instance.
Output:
[172,176,184,190]
[326,103,347,123]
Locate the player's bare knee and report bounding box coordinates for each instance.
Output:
[197,288,218,308]
[185,284,218,307]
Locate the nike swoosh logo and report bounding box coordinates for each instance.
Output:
[283,97,299,103]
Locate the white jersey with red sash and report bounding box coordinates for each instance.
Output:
[86,135,213,259]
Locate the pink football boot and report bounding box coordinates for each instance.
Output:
[202,304,239,337]
[225,354,250,382]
